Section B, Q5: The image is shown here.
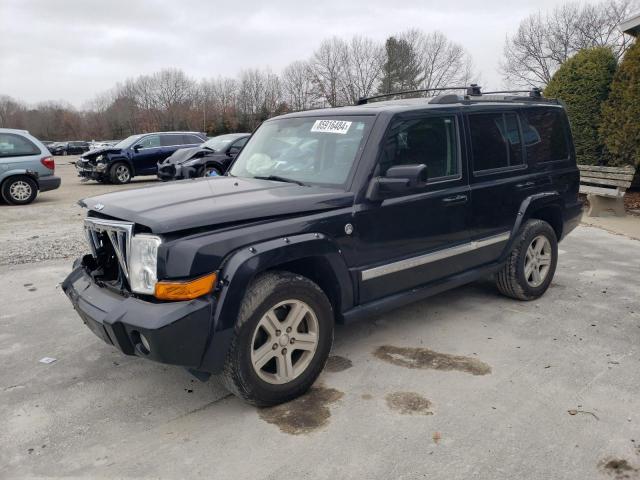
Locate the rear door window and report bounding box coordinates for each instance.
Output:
[185,135,204,145]
[160,135,181,147]
[0,133,41,158]
[469,112,524,173]
[520,108,569,163]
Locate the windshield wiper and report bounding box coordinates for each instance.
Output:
[253,175,307,186]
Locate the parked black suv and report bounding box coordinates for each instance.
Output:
[76,131,206,184]
[157,133,251,181]
[51,141,90,156]
[62,87,582,406]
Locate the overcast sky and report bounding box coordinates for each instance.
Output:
[0,0,597,108]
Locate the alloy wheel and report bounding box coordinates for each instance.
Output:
[524,234,552,288]
[115,165,130,183]
[250,299,319,385]
[9,180,32,202]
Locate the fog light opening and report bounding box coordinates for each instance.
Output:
[131,330,151,355]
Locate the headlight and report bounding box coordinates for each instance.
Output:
[96,155,104,162]
[129,234,162,295]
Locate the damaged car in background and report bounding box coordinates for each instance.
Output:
[75,131,206,184]
[157,133,250,181]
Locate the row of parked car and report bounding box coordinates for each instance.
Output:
[0,128,250,204]
[76,131,250,184]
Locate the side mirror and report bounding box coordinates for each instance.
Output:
[366,164,428,201]
[228,146,241,157]
[133,144,142,152]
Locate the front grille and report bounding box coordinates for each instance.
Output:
[84,218,133,283]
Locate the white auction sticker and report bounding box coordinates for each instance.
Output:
[311,119,352,134]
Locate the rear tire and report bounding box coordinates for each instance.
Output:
[110,162,132,184]
[221,271,334,406]
[496,219,558,301]
[1,175,38,205]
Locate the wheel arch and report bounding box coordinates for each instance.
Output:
[198,233,353,372]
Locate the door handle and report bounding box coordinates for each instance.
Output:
[442,194,468,205]
[515,181,535,189]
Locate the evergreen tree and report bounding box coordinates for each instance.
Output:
[378,37,422,94]
[599,40,640,168]
[544,47,617,165]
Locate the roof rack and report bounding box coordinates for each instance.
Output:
[356,84,482,105]
[356,85,549,106]
[482,87,542,98]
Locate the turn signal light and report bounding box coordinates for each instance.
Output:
[154,273,217,301]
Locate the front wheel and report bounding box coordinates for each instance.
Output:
[110,162,132,184]
[496,219,558,300]
[221,271,334,406]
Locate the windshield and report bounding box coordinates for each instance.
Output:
[229,116,371,186]
[203,134,244,151]
[113,134,143,149]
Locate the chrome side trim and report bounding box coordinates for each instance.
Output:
[361,231,510,281]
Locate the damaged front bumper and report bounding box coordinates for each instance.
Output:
[75,160,107,180]
[62,256,215,369]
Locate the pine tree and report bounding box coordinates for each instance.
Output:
[378,37,422,94]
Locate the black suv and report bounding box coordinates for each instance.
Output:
[62,87,582,406]
[51,141,90,156]
[75,131,206,184]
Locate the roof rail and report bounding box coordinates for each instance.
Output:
[356,84,482,105]
[482,87,543,98]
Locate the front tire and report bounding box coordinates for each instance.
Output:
[110,162,132,184]
[221,271,334,406]
[496,219,558,301]
[2,176,38,205]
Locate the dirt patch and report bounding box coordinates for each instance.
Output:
[361,393,373,400]
[258,386,344,435]
[599,457,639,479]
[385,392,433,416]
[324,355,353,373]
[373,345,491,376]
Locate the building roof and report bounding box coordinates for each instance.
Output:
[620,12,640,36]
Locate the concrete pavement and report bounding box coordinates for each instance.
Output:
[0,226,639,479]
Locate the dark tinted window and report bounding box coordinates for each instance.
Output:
[470,112,524,172]
[138,135,160,148]
[381,115,459,179]
[233,136,248,148]
[0,133,41,158]
[185,135,203,144]
[520,108,569,163]
[160,135,180,146]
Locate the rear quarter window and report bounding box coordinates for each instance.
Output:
[0,133,41,158]
[520,108,569,163]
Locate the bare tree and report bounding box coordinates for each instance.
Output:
[282,60,317,111]
[309,37,348,107]
[501,0,638,88]
[403,30,475,93]
[338,36,384,104]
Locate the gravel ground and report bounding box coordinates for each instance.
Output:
[0,158,157,266]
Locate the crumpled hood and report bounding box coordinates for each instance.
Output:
[80,176,354,233]
[82,147,123,159]
[162,146,212,165]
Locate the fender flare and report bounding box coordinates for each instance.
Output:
[107,156,135,176]
[499,191,562,262]
[198,232,353,372]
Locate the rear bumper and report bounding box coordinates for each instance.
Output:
[62,257,215,370]
[38,175,61,192]
[561,200,583,240]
